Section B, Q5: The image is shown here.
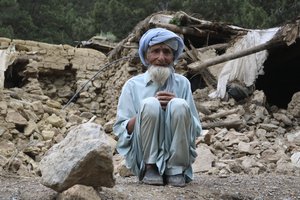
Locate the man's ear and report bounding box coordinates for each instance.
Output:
[144,52,150,65]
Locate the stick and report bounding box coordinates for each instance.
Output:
[182,43,229,59]
[88,116,96,123]
[196,43,229,52]
[188,39,283,71]
[202,108,240,121]
[202,119,245,129]
[152,22,218,38]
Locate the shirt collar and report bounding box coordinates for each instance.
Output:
[144,71,153,87]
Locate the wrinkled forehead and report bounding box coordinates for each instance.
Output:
[147,43,173,52]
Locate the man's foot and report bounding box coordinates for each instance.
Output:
[142,165,164,186]
[165,174,186,187]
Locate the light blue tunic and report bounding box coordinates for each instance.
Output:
[113,71,202,182]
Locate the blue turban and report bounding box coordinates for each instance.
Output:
[138,28,184,66]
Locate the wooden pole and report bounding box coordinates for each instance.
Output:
[202,119,245,129]
[188,39,283,72]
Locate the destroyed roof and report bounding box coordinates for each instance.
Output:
[77,35,117,54]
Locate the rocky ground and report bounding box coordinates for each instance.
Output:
[1,87,300,200]
[1,171,300,200]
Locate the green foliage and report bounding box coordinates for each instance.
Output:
[0,0,299,44]
[0,26,14,38]
[169,17,182,26]
[235,0,269,28]
[181,0,300,28]
[92,0,156,40]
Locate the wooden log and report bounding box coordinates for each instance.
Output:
[177,11,214,26]
[202,119,245,129]
[197,43,229,52]
[188,39,284,72]
[202,108,240,121]
[152,22,220,38]
[181,43,229,59]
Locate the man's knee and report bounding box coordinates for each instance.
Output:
[169,98,190,118]
[141,97,161,118]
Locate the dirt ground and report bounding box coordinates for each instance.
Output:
[1,171,300,200]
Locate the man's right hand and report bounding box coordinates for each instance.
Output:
[126,117,136,134]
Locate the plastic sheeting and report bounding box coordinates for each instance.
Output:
[209,28,279,99]
[0,45,17,88]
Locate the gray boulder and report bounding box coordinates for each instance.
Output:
[39,122,115,192]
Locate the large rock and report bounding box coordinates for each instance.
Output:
[291,152,300,168]
[39,122,115,192]
[57,185,101,200]
[288,91,300,117]
[287,131,300,145]
[193,144,216,172]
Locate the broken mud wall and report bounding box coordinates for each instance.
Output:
[0,37,109,117]
[186,17,300,108]
[0,36,120,176]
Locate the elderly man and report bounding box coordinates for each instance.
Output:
[113,28,202,187]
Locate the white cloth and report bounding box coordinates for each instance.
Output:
[209,28,279,99]
[0,45,17,88]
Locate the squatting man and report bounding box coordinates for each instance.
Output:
[113,28,202,187]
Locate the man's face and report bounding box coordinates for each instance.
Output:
[146,43,175,86]
[146,43,174,67]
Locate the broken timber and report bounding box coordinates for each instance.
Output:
[202,107,241,121]
[188,38,284,72]
[202,119,245,129]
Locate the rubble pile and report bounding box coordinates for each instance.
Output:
[191,89,300,176]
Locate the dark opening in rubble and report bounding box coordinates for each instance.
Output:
[186,72,207,92]
[38,66,77,102]
[15,124,25,134]
[4,59,29,88]
[256,39,300,108]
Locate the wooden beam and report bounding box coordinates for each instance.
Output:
[202,108,241,121]
[202,119,245,129]
[188,39,284,72]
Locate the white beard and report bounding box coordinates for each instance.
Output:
[148,65,172,86]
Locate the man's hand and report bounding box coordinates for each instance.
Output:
[126,117,136,134]
[156,91,175,110]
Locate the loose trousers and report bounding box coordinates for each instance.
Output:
[126,97,196,181]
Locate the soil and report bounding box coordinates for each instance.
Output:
[1,171,300,200]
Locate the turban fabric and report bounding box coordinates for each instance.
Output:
[138,28,184,66]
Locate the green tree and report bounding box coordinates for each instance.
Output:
[92,0,160,40]
[0,0,36,39]
[15,0,96,44]
[182,0,298,28]
[1,0,299,45]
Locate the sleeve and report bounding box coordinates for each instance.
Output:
[184,79,202,138]
[113,80,136,155]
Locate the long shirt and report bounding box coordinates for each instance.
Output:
[113,71,202,180]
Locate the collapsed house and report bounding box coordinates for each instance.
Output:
[1,11,299,120]
[107,11,300,109]
[0,11,299,178]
